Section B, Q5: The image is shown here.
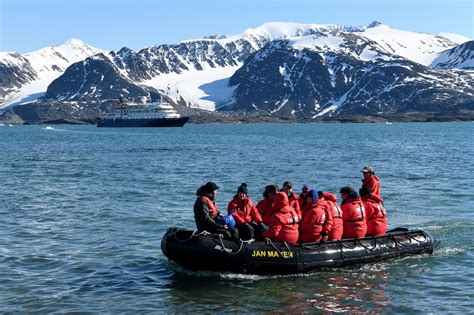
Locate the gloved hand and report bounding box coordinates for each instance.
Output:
[217,223,228,229]
[258,222,269,231]
[288,215,299,224]
[321,232,328,243]
[243,223,255,239]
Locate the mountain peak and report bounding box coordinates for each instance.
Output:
[367,21,383,28]
[62,38,87,46]
[227,21,365,44]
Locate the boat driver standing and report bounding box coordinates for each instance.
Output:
[361,166,380,196]
[194,182,239,240]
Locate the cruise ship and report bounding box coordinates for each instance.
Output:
[96,98,189,127]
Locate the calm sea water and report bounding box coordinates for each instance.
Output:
[0,122,473,313]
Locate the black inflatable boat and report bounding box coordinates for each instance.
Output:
[161,227,439,275]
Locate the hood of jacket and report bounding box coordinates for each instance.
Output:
[322,192,338,202]
[273,192,289,210]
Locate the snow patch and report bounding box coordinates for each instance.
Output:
[290,34,344,52]
[358,26,461,65]
[314,105,337,117]
[271,99,288,113]
[143,65,242,111]
[437,33,472,45]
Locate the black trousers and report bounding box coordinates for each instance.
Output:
[215,227,239,240]
[237,222,265,241]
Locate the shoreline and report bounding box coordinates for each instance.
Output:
[2,111,474,125]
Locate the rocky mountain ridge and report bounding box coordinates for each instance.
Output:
[1,22,473,123]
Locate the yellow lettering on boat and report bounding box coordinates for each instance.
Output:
[281,251,294,259]
[252,250,294,259]
[252,250,266,257]
[267,251,279,257]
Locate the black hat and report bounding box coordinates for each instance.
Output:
[204,182,219,193]
[237,183,248,195]
[283,181,293,189]
[263,184,278,198]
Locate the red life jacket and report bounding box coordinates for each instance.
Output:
[201,195,218,218]
[256,198,274,225]
[299,199,328,243]
[361,193,387,236]
[288,193,302,221]
[263,192,299,244]
[227,195,262,225]
[341,196,367,239]
[321,192,343,241]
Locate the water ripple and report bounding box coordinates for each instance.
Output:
[0,123,473,312]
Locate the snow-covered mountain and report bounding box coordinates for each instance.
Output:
[431,40,474,69]
[227,24,474,117]
[0,52,37,103]
[2,22,473,122]
[0,38,104,108]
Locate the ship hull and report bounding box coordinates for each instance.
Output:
[96,117,189,127]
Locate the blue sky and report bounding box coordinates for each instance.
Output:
[1,0,472,53]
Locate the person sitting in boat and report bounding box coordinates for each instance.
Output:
[256,184,279,225]
[299,190,332,243]
[359,186,387,236]
[340,186,367,239]
[298,184,311,211]
[194,182,239,240]
[227,183,268,240]
[318,191,343,241]
[361,166,380,196]
[281,181,302,222]
[262,192,299,244]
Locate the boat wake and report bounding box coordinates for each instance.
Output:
[43,126,67,132]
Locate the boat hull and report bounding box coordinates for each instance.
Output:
[161,227,438,275]
[96,117,189,127]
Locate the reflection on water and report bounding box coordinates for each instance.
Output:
[163,263,391,313]
[311,268,390,313]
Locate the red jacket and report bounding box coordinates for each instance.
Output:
[361,193,387,236]
[298,192,309,211]
[227,195,262,226]
[321,192,343,241]
[256,198,274,225]
[299,199,330,243]
[263,192,299,244]
[362,175,380,196]
[341,195,367,239]
[288,193,302,221]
